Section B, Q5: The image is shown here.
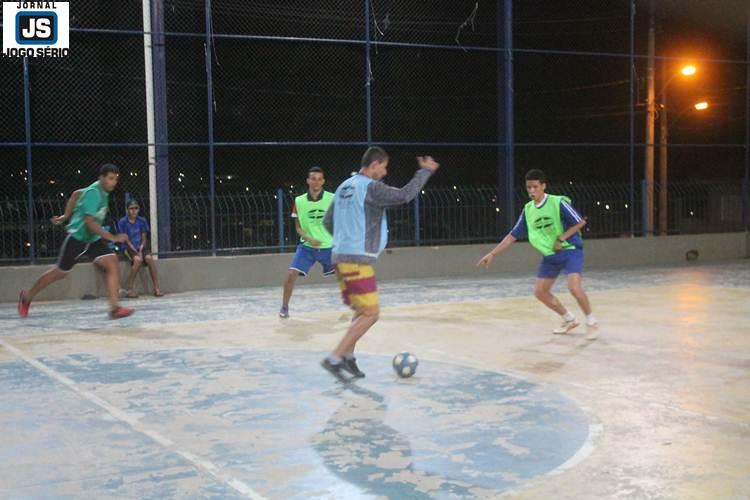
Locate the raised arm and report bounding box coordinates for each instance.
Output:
[366,156,439,207]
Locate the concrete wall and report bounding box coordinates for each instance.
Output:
[1,232,746,304]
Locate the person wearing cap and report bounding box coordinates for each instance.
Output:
[118,200,163,298]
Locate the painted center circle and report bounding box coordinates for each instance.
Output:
[43,349,590,498]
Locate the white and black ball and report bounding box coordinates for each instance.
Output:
[392,352,419,378]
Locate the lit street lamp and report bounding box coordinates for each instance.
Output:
[693,101,709,110]
[681,65,697,76]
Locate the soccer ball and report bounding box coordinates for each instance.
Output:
[392,352,419,378]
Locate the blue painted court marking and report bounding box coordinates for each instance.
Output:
[0,337,265,499]
[0,346,591,498]
[0,260,747,335]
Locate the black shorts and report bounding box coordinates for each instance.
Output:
[57,234,115,272]
[125,247,152,266]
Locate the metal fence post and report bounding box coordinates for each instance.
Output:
[742,10,749,231]
[414,195,421,246]
[629,0,637,237]
[364,0,373,145]
[23,56,35,264]
[143,0,160,258]
[498,0,516,230]
[151,0,171,255]
[277,188,286,251]
[641,179,648,237]
[205,0,217,256]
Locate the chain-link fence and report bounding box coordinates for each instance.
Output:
[1,0,748,264]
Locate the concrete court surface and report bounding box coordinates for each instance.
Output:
[0,259,748,499]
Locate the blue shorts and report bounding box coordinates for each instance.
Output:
[537,249,585,279]
[290,244,335,277]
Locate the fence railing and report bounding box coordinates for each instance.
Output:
[1,180,745,264]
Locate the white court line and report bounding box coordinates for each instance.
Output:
[423,346,606,498]
[0,338,266,500]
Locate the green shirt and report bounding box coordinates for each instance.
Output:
[66,181,109,243]
[524,194,577,257]
[294,191,334,248]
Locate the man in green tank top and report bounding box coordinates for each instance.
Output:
[279,167,335,318]
[477,169,598,339]
[18,164,135,320]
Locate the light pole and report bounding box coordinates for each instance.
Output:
[657,63,698,235]
[645,0,656,236]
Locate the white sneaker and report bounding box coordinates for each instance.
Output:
[586,321,599,341]
[552,319,580,335]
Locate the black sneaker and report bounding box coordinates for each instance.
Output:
[321,359,349,382]
[342,358,366,378]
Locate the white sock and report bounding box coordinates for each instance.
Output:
[586,314,598,326]
[344,353,356,361]
[562,311,575,322]
[326,354,342,365]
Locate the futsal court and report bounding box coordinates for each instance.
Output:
[1,260,748,499]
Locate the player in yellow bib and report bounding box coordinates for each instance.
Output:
[478,169,598,338]
[279,167,335,318]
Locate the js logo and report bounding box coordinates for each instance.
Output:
[2,2,69,57]
[533,216,555,232]
[16,11,57,44]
